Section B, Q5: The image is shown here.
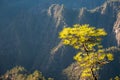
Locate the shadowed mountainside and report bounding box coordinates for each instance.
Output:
[0,0,120,80]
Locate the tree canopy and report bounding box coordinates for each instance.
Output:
[0,66,54,80]
[59,24,113,80]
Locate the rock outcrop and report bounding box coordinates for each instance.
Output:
[114,12,120,46]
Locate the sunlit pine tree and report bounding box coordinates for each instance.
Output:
[59,24,113,80]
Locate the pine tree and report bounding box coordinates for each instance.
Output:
[59,24,114,80]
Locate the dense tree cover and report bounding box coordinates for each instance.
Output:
[0,66,54,80]
[59,24,114,80]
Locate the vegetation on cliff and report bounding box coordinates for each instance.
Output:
[59,24,114,80]
[0,66,53,80]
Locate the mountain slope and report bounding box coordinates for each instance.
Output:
[0,0,120,80]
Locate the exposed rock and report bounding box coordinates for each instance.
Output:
[47,4,66,28]
[114,12,120,46]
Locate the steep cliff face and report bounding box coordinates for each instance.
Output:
[0,3,69,79]
[0,0,120,80]
[114,12,120,46]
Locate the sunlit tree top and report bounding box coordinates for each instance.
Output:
[59,24,107,50]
